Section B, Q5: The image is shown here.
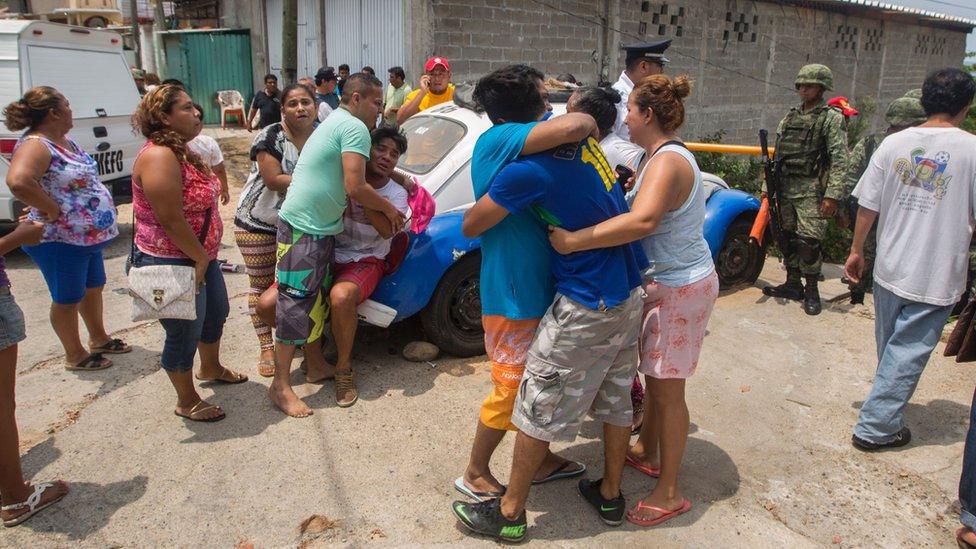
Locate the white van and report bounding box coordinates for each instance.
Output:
[0,21,142,222]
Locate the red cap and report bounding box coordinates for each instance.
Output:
[424,56,450,72]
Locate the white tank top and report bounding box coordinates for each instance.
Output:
[629,143,715,286]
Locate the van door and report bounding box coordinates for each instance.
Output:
[24,45,142,190]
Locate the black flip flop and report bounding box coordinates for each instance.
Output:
[91,338,131,354]
[532,460,587,485]
[454,477,505,502]
[65,353,112,371]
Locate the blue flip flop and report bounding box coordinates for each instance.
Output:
[532,460,587,485]
[453,476,505,502]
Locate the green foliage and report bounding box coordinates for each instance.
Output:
[962,54,975,135]
[694,131,763,195]
[847,95,877,145]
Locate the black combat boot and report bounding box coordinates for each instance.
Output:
[763,268,804,301]
[849,290,865,305]
[804,276,822,315]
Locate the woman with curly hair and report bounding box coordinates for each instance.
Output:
[4,86,130,372]
[130,84,246,422]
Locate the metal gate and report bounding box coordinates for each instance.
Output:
[325,0,405,75]
[266,0,323,80]
[162,30,254,125]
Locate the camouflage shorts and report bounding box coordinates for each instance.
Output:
[511,289,643,442]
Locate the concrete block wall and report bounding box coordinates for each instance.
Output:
[427,0,969,143]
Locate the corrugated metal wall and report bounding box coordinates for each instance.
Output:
[325,0,404,73]
[266,0,324,81]
[163,30,254,125]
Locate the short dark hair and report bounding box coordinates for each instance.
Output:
[314,68,337,85]
[264,73,278,83]
[338,64,350,72]
[340,73,383,104]
[625,55,661,72]
[361,66,375,76]
[473,64,546,124]
[161,78,184,88]
[388,66,405,80]
[371,125,408,154]
[921,68,975,118]
[570,87,621,138]
[281,83,315,104]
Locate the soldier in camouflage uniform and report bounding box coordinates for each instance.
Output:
[842,96,926,304]
[763,64,850,315]
[904,88,923,99]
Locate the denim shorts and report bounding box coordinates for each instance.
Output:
[0,290,27,351]
[23,241,109,305]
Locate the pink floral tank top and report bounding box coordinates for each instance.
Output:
[132,142,222,260]
[17,135,118,246]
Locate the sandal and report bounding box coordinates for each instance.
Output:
[174,400,225,422]
[90,338,131,354]
[532,460,586,485]
[195,366,248,384]
[626,498,692,527]
[257,359,275,378]
[453,477,505,502]
[625,455,661,478]
[958,527,976,549]
[65,353,112,371]
[2,480,69,527]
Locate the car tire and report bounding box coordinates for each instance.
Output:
[716,216,766,290]
[420,251,485,358]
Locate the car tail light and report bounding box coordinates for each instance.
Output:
[32,30,42,35]
[111,38,119,44]
[0,139,16,160]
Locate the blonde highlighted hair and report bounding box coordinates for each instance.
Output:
[131,84,209,175]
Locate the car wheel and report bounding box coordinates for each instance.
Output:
[716,216,766,290]
[420,252,485,358]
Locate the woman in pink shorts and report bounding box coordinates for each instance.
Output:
[549,74,717,527]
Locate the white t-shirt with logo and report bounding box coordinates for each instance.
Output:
[188,135,224,167]
[334,179,409,264]
[852,127,976,306]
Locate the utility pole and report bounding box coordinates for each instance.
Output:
[129,0,142,69]
[282,0,297,85]
[153,0,167,77]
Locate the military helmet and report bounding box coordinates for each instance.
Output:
[904,88,923,99]
[794,64,833,91]
[885,97,927,127]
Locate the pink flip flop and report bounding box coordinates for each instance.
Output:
[626,498,692,527]
[625,455,661,478]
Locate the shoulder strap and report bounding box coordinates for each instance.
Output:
[651,140,688,156]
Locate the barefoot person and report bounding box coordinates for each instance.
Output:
[131,85,247,422]
[551,75,718,527]
[453,67,647,542]
[234,84,317,377]
[4,86,130,372]
[269,73,404,418]
[455,65,601,502]
[0,221,70,527]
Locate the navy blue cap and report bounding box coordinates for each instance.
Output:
[622,39,672,64]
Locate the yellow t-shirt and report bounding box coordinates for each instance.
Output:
[404,84,455,112]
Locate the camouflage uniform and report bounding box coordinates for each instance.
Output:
[764,64,849,315]
[844,96,926,303]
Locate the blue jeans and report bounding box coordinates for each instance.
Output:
[853,284,953,444]
[131,251,229,372]
[960,387,976,531]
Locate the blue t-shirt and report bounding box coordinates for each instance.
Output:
[471,121,556,320]
[489,137,648,310]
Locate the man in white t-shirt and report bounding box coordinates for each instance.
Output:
[328,126,410,404]
[845,68,976,452]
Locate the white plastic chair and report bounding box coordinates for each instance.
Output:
[216,90,246,129]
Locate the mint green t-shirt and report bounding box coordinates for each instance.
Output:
[279,107,371,236]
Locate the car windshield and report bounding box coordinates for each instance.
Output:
[397,115,466,174]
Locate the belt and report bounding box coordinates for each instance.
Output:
[0,286,11,295]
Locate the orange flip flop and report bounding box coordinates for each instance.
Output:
[625,455,661,478]
[627,499,692,527]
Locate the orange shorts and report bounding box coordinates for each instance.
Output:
[479,315,540,431]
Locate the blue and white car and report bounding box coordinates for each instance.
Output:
[356,102,765,357]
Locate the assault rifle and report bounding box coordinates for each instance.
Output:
[759,129,790,256]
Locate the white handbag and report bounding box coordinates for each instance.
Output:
[127,207,211,322]
[128,264,197,321]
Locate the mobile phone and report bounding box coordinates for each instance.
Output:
[615,164,634,187]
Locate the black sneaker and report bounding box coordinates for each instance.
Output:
[451,498,527,542]
[578,478,625,526]
[851,427,911,452]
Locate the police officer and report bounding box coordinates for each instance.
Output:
[842,95,926,304]
[612,39,671,141]
[763,64,850,315]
